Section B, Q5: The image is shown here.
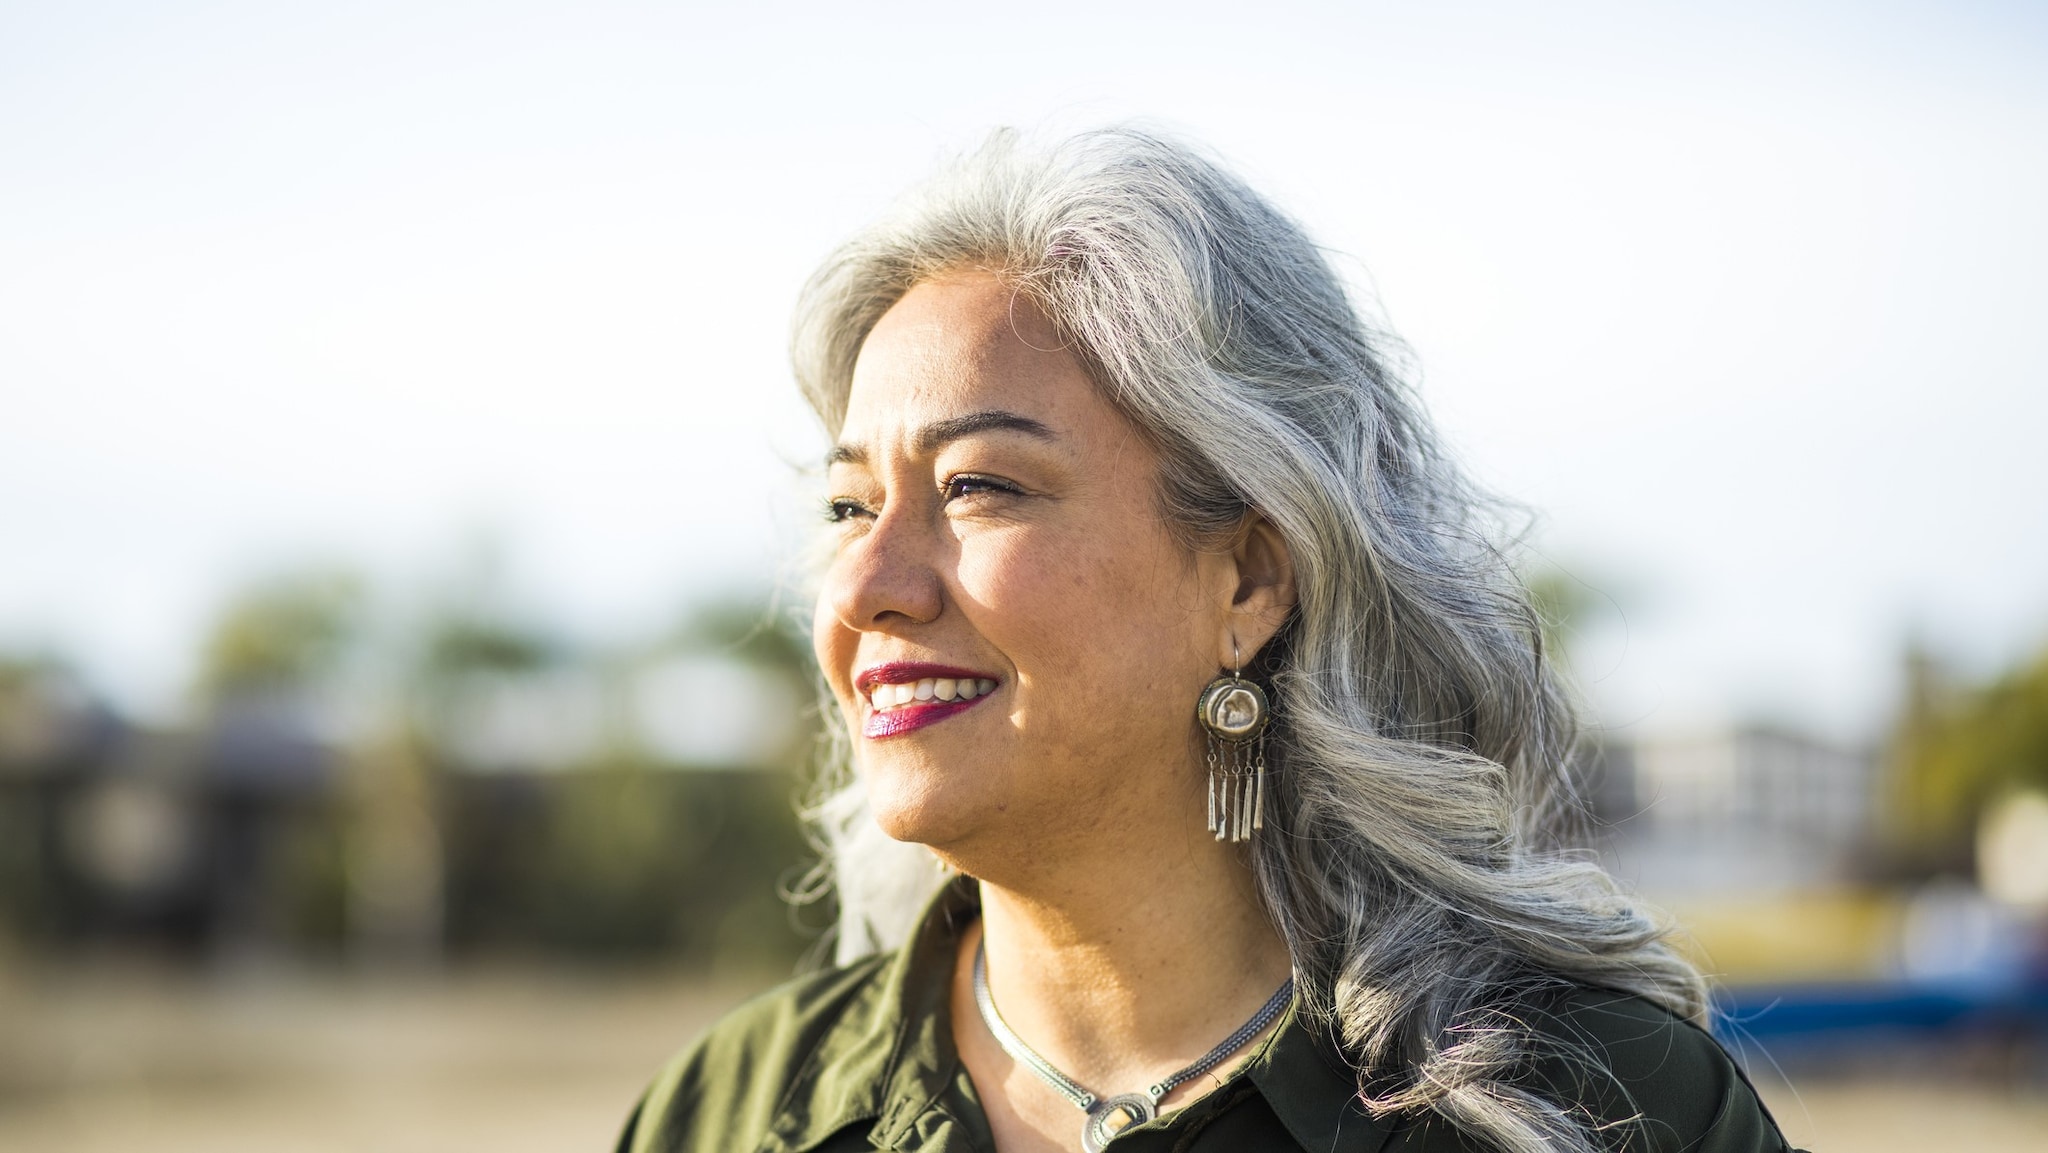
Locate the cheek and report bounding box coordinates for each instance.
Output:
[811,598,858,714]
[960,526,1206,707]
[958,535,1095,655]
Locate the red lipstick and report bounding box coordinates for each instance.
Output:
[856,662,999,739]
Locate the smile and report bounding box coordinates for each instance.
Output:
[856,663,1000,738]
[869,676,997,710]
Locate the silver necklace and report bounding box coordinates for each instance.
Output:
[971,940,1294,1153]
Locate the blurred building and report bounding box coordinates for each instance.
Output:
[1597,724,1881,898]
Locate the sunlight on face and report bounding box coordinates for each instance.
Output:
[814,273,1232,861]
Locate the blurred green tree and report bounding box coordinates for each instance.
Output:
[667,592,815,679]
[433,595,821,968]
[1524,566,1598,669]
[196,569,366,696]
[186,569,372,959]
[353,577,564,967]
[1888,640,2048,870]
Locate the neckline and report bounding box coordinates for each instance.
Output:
[968,936,1298,1150]
[780,876,1391,1153]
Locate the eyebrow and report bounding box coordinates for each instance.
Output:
[825,409,1059,467]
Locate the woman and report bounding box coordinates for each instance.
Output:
[618,129,1800,1153]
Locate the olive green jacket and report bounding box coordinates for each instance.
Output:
[618,880,1799,1152]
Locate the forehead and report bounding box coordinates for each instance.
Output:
[841,273,1105,442]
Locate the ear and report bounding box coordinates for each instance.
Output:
[1218,515,1296,670]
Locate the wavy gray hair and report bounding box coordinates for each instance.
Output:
[788,127,1706,1153]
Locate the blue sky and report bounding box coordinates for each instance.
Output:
[3,0,2044,736]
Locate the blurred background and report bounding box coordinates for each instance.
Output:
[3,2,2046,1149]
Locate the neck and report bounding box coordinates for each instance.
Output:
[959,830,1292,1100]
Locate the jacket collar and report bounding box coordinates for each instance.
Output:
[761,875,985,1153]
[1247,1004,1392,1153]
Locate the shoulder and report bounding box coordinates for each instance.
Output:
[1516,986,1793,1152]
[1383,986,1797,1153]
[615,955,895,1153]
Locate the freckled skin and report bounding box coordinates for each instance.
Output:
[814,273,1237,883]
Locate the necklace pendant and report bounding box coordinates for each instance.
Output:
[1082,1092,1157,1152]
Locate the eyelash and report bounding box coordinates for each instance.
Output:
[821,474,1018,524]
[823,498,869,524]
[941,473,1017,501]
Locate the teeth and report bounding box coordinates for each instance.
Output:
[869,676,998,711]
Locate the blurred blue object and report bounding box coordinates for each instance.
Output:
[1716,980,2048,1040]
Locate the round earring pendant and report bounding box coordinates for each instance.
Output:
[1083,1093,1158,1152]
[1197,677,1269,741]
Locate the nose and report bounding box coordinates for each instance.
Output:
[821,509,945,633]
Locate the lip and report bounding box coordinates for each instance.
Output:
[855,661,1000,739]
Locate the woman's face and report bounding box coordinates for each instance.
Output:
[815,272,1241,861]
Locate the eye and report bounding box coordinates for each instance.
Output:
[823,497,874,524]
[941,473,1018,502]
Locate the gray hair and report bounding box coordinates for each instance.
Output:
[789,128,1706,1153]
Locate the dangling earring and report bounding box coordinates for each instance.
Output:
[1197,640,1270,843]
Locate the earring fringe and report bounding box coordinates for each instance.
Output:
[1252,736,1266,832]
[1204,729,1268,843]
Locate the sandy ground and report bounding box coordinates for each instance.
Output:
[0,964,2042,1152]
[0,960,745,1153]
[1752,1077,2048,1152]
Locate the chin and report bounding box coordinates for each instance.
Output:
[862,758,994,851]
